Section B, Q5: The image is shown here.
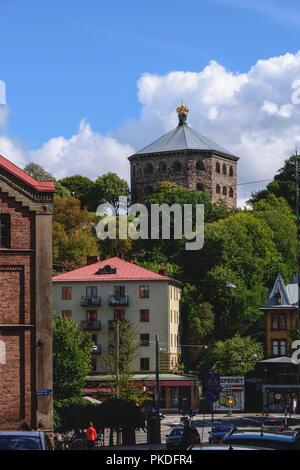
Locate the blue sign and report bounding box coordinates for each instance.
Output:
[205,386,220,402]
[205,373,220,387]
[36,389,52,396]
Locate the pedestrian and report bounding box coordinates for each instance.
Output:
[292,398,297,415]
[86,422,97,450]
[177,418,195,450]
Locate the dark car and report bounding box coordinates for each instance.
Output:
[223,430,300,450]
[208,425,237,444]
[166,425,200,450]
[0,431,53,450]
[261,418,288,432]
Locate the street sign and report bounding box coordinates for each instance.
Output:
[36,389,52,396]
[205,373,220,387]
[205,386,220,402]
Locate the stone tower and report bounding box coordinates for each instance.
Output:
[128,102,239,208]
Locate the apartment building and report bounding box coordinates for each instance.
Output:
[52,255,183,374]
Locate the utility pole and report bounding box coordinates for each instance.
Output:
[154,334,161,444]
[296,150,300,379]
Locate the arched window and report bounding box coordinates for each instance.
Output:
[229,187,233,198]
[222,186,227,196]
[216,162,220,173]
[144,163,153,175]
[216,184,221,194]
[196,183,204,191]
[172,161,181,172]
[159,162,167,173]
[196,160,205,171]
[222,164,227,175]
[144,185,153,197]
[0,214,10,248]
[229,166,233,177]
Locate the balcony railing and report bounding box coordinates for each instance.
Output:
[80,296,101,306]
[80,320,101,330]
[92,344,102,354]
[108,294,129,306]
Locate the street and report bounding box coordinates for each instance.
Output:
[101,412,300,448]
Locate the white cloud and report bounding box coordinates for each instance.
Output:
[2,50,300,207]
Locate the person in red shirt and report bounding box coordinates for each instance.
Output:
[86,422,97,450]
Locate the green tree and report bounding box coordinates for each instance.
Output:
[101,320,148,403]
[53,315,93,400]
[24,162,54,181]
[59,175,95,208]
[208,334,264,376]
[89,172,130,213]
[265,154,296,210]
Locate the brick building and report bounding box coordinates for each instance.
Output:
[0,154,55,431]
[129,102,239,208]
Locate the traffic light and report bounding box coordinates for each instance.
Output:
[227,396,233,406]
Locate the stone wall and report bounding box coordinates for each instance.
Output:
[130,150,238,209]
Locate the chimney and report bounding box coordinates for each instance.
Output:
[86,256,99,266]
[159,268,168,276]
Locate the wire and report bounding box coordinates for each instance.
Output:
[237,179,273,186]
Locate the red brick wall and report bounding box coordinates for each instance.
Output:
[0,192,36,430]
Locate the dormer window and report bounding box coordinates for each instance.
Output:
[275,292,281,305]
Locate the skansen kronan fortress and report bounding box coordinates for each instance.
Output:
[129,102,239,208]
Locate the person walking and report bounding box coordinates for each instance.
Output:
[177,418,197,450]
[292,398,297,415]
[86,422,97,450]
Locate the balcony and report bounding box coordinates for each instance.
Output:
[80,296,101,307]
[108,294,129,306]
[80,320,101,330]
[92,344,102,355]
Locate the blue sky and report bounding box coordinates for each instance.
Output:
[1,0,300,204]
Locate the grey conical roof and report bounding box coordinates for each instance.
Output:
[133,124,237,158]
[266,274,296,307]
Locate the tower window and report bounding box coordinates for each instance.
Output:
[144,163,153,175]
[172,161,181,172]
[196,161,205,171]
[0,214,10,248]
[229,187,234,198]
[222,187,227,196]
[216,162,220,173]
[159,162,167,173]
[222,164,227,175]
[275,292,282,305]
[229,166,233,177]
[216,184,220,194]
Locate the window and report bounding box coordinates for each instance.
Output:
[229,166,233,177]
[159,162,167,173]
[114,310,125,321]
[216,184,221,194]
[140,358,150,371]
[140,309,149,322]
[62,287,72,300]
[86,286,97,299]
[87,310,97,322]
[275,292,281,305]
[229,187,234,198]
[271,313,286,330]
[144,163,153,175]
[196,161,205,171]
[139,285,149,298]
[222,186,227,196]
[114,286,125,297]
[140,334,150,347]
[222,164,227,175]
[216,162,220,173]
[0,214,10,248]
[272,340,286,356]
[62,310,72,318]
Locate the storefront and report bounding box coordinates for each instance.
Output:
[84,373,200,410]
[263,385,300,412]
[213,376,245,412]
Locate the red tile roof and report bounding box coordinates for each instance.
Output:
[0,154,56,192]
[53,256,172,282]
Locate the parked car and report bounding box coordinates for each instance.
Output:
[166,425,200,450]
[0,431,53,450]
[223,430,300,450]
[188,444,273,451]
[208,425,237,444]
[261,418,288,432]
